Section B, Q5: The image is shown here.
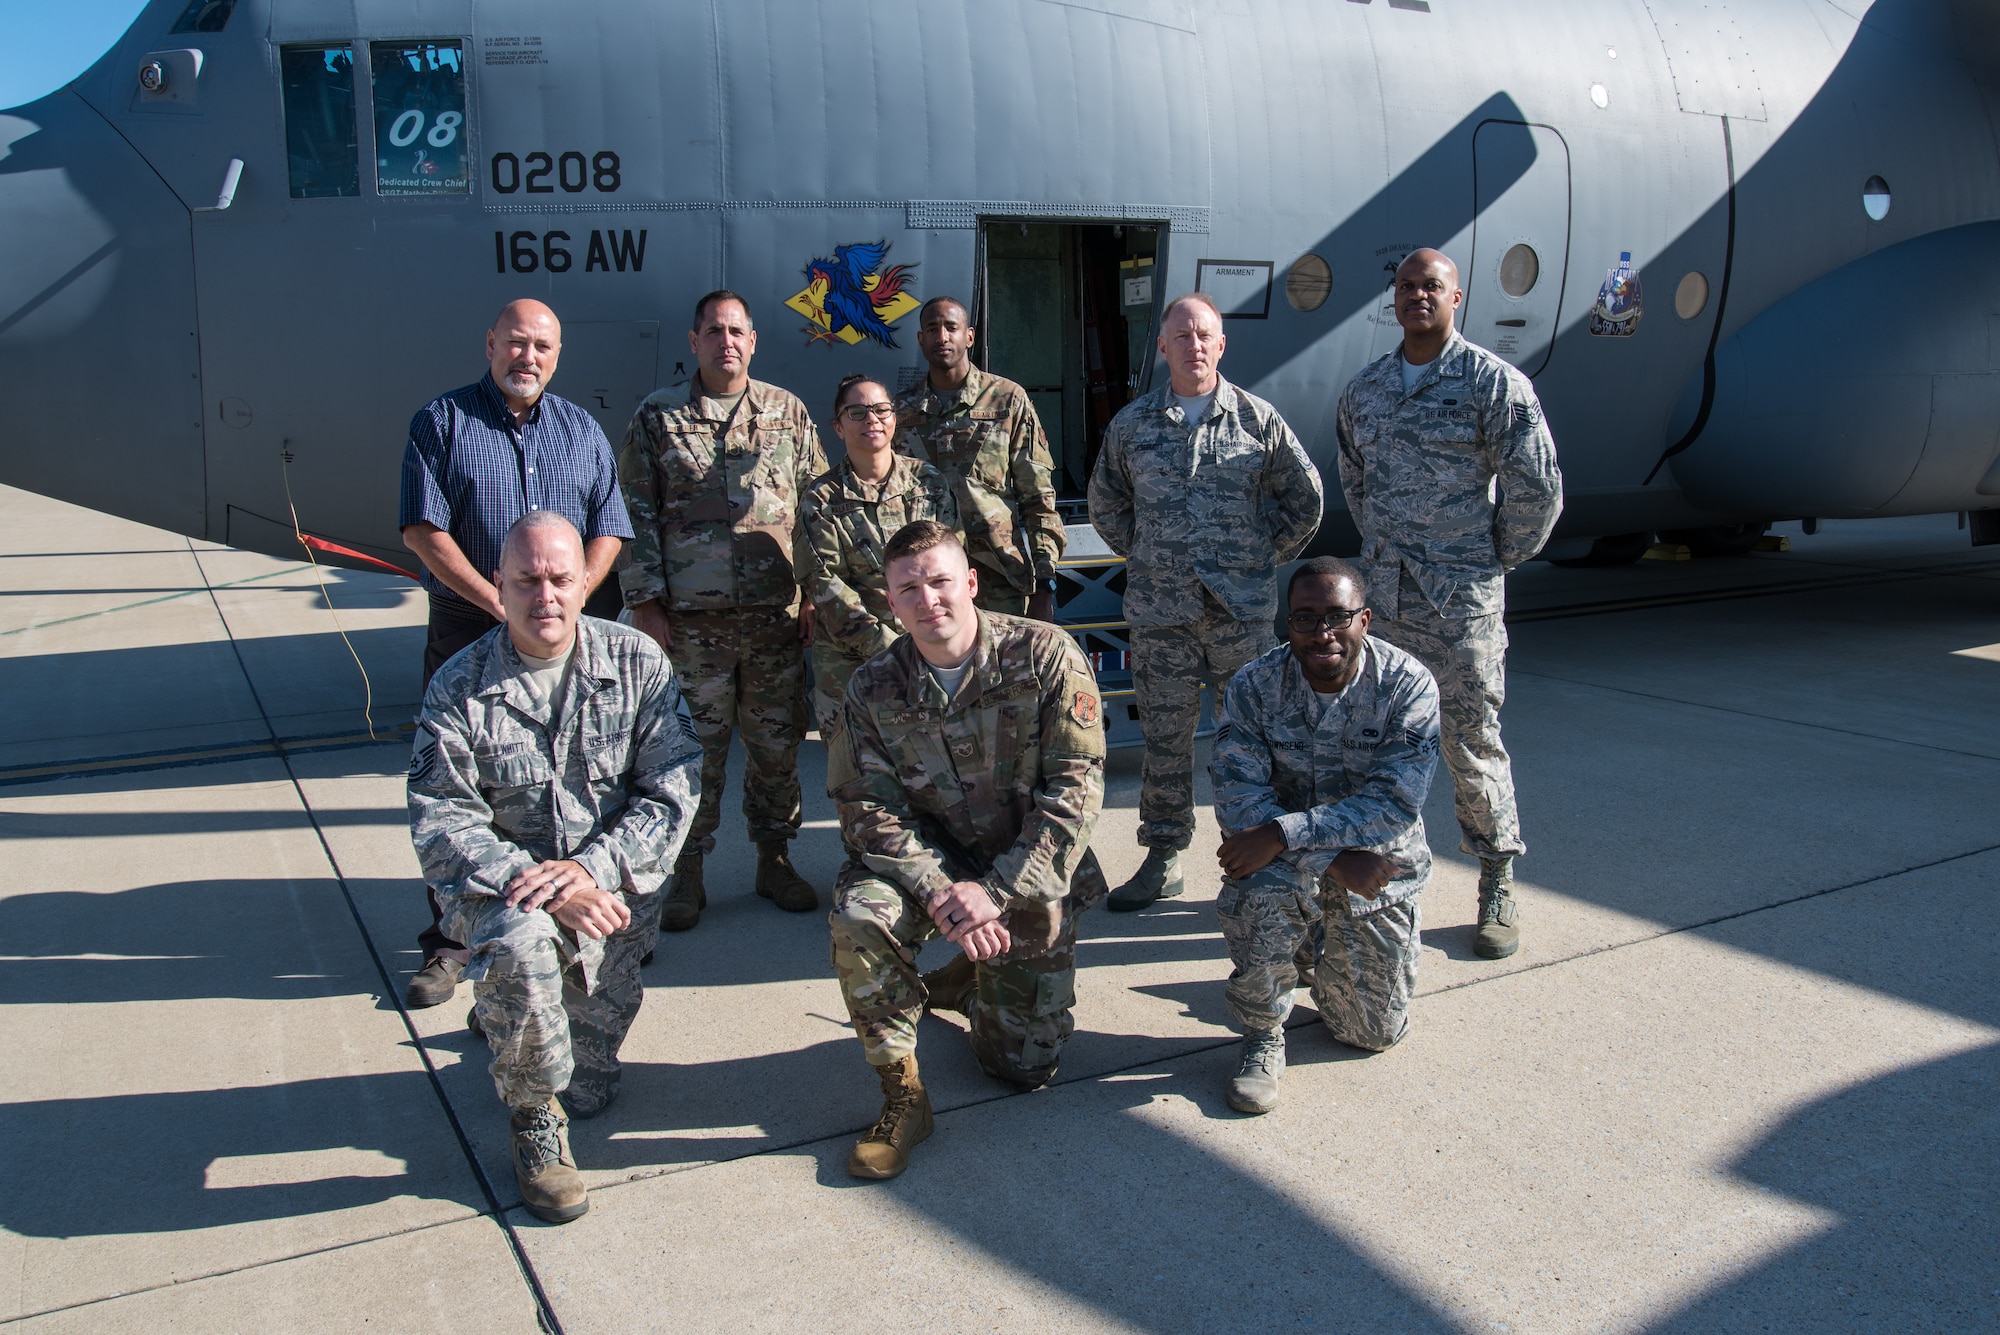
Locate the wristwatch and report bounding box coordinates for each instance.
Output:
[1039,577,1058,594]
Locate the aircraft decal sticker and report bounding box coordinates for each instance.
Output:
[1589,251,1643,337]
[786,240,918,347]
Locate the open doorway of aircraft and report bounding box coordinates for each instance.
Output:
[5,0,2000,584]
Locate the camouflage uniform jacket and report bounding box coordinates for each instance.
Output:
[1087,376,1324,627]
[617,376,829,611]
[828,611,1105,908]
[893,367,1065,594]
[1334,331,1563,619]
[800,453,959,667]
[1211,637,1441,915]
[408,620,703,978]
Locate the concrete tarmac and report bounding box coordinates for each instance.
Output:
[3,480,1996,1332]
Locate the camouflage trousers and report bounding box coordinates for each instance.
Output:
[441,887,661,1111]
[810,642,868,743]
[667,606,805,855]
[1217,865,1420,1051]
[1129,588,1274,849]
[828,850,1107,1084]
[1371,571,1524,858]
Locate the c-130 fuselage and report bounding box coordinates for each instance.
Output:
[4,0,2000,573]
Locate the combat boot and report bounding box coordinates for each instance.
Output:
[1475,856,1520,959]
[848,1055,934,1180]
[1107,847,1184,912]
[921,952,976,1016]
[755,841,819,912]
[1226,1028,1286,1115]
[660,852,705,932]
[509,1098,588,1223]
[404,955,463,1008]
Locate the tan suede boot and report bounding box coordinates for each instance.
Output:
[660,852,705,932]
[848,1056,934,1180]
[755,841,819,912]
[510,1098,588,1223]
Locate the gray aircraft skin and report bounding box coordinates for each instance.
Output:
[4,0,2000,579]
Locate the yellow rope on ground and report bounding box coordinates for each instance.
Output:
[281,451,382,743]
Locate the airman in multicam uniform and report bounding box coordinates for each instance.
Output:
[1208,556,1440,1114]
[1088,292,1324,912]
[1335,249,1562,960]
[827,522,1106,1180]
[409,512,702,1223]
[894,296,1066,621]
[799,373,959,740]
[619,290,828,929]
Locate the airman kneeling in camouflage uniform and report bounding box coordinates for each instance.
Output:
[800,373,958,740]
[409,512,702,1222]
[1336,249,1562,960]
[1089,292,1323,911]
[828,521,1107,1179]
[1210,557,1440,1114]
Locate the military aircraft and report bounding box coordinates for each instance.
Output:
[5,0,1999,587]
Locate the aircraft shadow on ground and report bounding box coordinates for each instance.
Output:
[0,624,420,758]
[0,1071,486,1237]
[0,878,393,1005]
[1640,1042,2000,1332]
[794,1055,1459,1332]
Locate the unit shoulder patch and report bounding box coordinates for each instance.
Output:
[1071,690,1100,728]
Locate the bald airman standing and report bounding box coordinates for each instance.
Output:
[1334,249,1563,960]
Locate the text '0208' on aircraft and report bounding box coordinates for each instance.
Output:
[5,0,2000,579]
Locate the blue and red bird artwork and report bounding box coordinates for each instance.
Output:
[785,239,920,347]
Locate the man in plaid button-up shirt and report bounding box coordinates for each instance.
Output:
[397,299,633,1009]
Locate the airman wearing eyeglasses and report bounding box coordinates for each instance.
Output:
[1207,556,1440,1115]
[800,374,960,739]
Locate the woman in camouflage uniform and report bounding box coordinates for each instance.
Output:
[800,374,959,737]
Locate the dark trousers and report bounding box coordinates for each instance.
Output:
[417,595,497,960]
[414,578,627,961]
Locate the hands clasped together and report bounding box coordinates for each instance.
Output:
[505,859,630,939]
[1215,823,1396,899]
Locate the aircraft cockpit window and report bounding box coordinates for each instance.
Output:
[370,42,470,198]
[170,0,240,33]
[280,46,360,199]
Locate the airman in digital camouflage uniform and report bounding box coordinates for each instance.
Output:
[1210,556,1440,1114]
[409,512,702,1222]
[1336,250,1562,960]
[828,521,1107,1180]
[619,290,828,930]
[800,373,958,739]
[894,296,1065,621]
[1088,292,1324,911]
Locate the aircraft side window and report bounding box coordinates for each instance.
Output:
[279,46,360,199]
[369,42,470,198]
[171,0,240,33]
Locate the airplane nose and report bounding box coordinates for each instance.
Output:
[0,90,205,538]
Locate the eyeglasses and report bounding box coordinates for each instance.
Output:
[1286,608,1367,633]
[838,403,897,424]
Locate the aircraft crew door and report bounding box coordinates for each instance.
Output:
[554,321,663,443]
[977,219,1165,747]
[1464,121,1571,377]
[977,220,1162,505]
